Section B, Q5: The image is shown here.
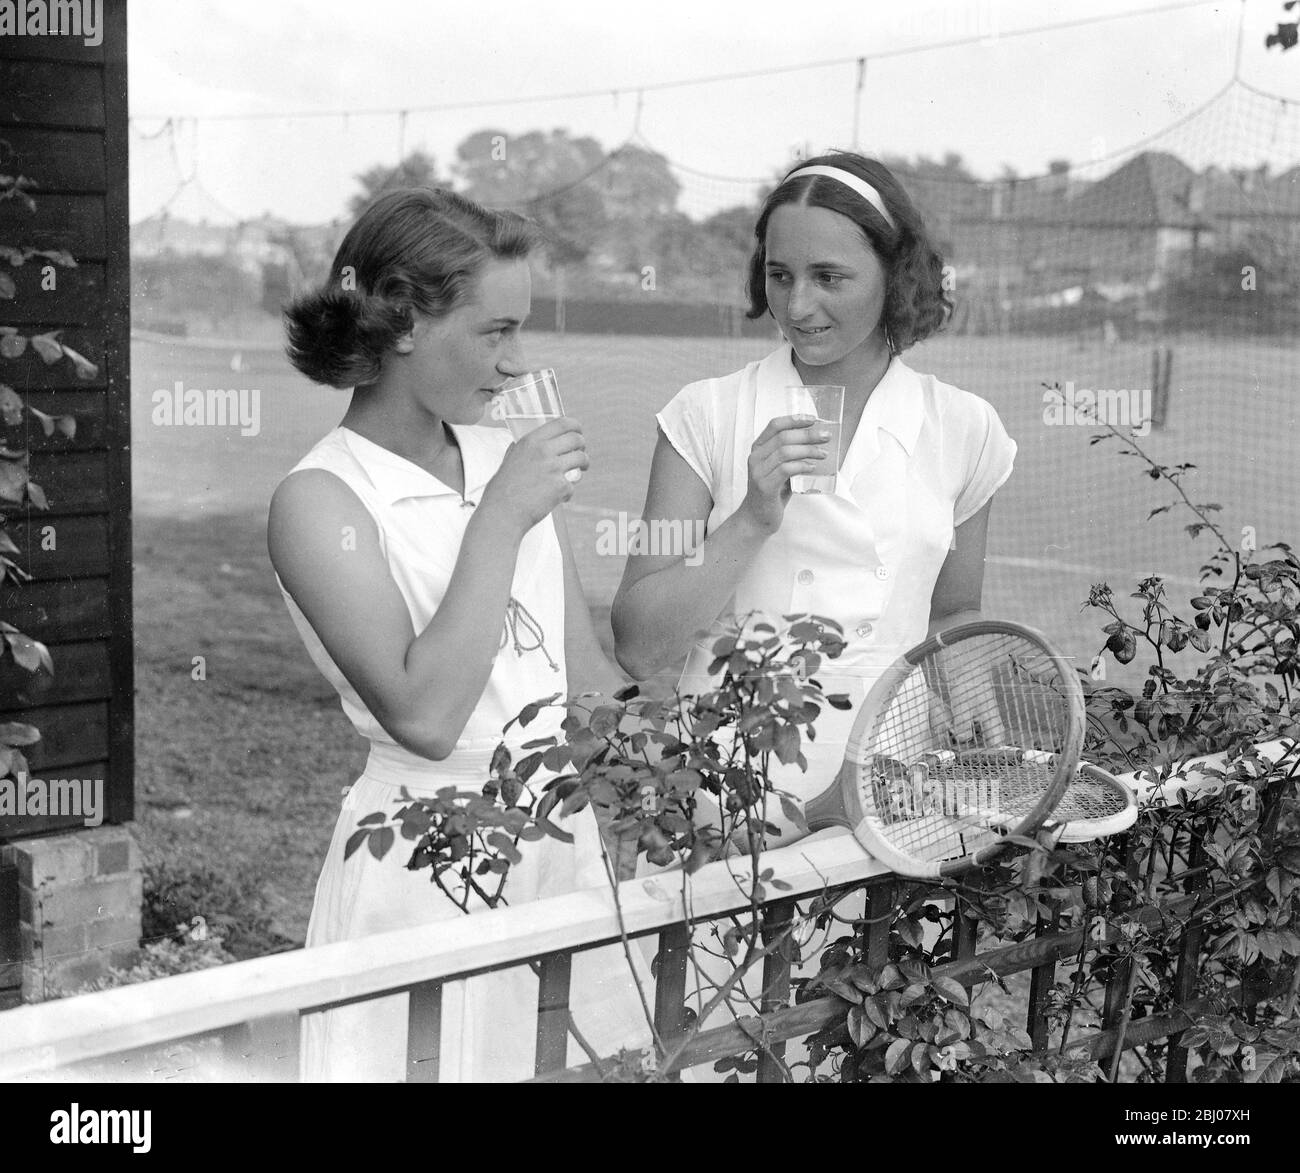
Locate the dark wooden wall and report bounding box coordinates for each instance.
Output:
[0,0,132,840]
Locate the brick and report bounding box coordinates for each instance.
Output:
[31,873,140,926]
[84,826,140,873]
[22,957,86,1001]
[31,920,85,960]
[82,917,139,952]
[15,834,96,888]
[46,952,108,992]
[21,960,47,1000]
[7,826,140,890]
[17,882,35,925]
[8,828,143,1001]
[94,839,130,876]
[2,844,31,887]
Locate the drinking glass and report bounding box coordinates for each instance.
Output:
[784,384,844,493]
[492,368,581,482]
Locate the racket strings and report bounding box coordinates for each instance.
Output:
[1048,773,1131,822]
[867,759,1059,860]
[851,632,1079,865]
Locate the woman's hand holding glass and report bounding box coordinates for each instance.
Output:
[738,414,832,534]
[479,417,589,536]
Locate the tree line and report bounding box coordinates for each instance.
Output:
[346,132,760,302]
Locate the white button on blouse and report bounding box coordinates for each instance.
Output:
[656,346,1017,816]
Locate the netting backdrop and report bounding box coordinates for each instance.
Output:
[128,80,1300,687]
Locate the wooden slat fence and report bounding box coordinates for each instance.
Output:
[0,749,1292,1082]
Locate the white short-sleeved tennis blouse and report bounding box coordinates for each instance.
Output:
[656,345,1017,815]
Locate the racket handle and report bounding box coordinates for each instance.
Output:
[804,765,853,833]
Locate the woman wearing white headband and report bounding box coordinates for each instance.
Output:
[612,151,1017,845]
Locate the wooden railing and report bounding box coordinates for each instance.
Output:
[0,833,887,1079]
[0,747,1292,1082]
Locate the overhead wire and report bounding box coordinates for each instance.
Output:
[129,0,1223,124]
[128,0,1300,224]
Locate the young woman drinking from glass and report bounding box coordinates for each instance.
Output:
[271,188,644,1081]
[612,153,1017,846]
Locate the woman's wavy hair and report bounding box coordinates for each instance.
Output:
[284,188,539,388]
[745,152,951,354]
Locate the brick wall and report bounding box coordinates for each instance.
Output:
[1,825,140,999]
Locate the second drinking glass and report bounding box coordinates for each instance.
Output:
[784,384,844,493]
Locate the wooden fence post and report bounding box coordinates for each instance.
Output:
[1100,833,1142,1079]
[653,922,691,1081]
[755,898,796,1083]
[1150,346,1173,429]
[863,880,897,970]
[1026,910,1058,1050]
[534,952,574,1077]
[1165,830,1206,1083]
[952,875,980,964]
[405,980,443,1083]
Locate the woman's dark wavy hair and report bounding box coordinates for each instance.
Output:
[745,152,951,354]
[284,188,539,388]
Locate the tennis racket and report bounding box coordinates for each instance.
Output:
[1041,762,1137,843]
[1025,737,1300,846]
[804,619,1086,878]
[1127,738,1298,806]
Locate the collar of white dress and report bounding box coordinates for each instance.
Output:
[338,423,492,504]
[762,347,924,457]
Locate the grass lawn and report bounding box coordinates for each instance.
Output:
[133,511,365,943]
[128,325,1300,950]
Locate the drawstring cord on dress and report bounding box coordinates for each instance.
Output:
[461,495,558,673]
[502,596,559,672]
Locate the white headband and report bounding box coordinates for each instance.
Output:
[786,165,897,230]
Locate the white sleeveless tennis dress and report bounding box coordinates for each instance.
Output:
[279,424,646,1081]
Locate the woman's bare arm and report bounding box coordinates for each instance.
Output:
[926,499,993,637]
[268,421,588,760]
[611,434,769,679]
[269,470,525,760]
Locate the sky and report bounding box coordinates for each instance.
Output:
[125,0,1300,226]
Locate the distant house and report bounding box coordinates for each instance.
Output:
[941,152,1212,300]
[1197,164,1300,257]
[131,212,343,294]
[131,213,293,275]
[1062,152,1207,285]
[947,164,1082,295]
